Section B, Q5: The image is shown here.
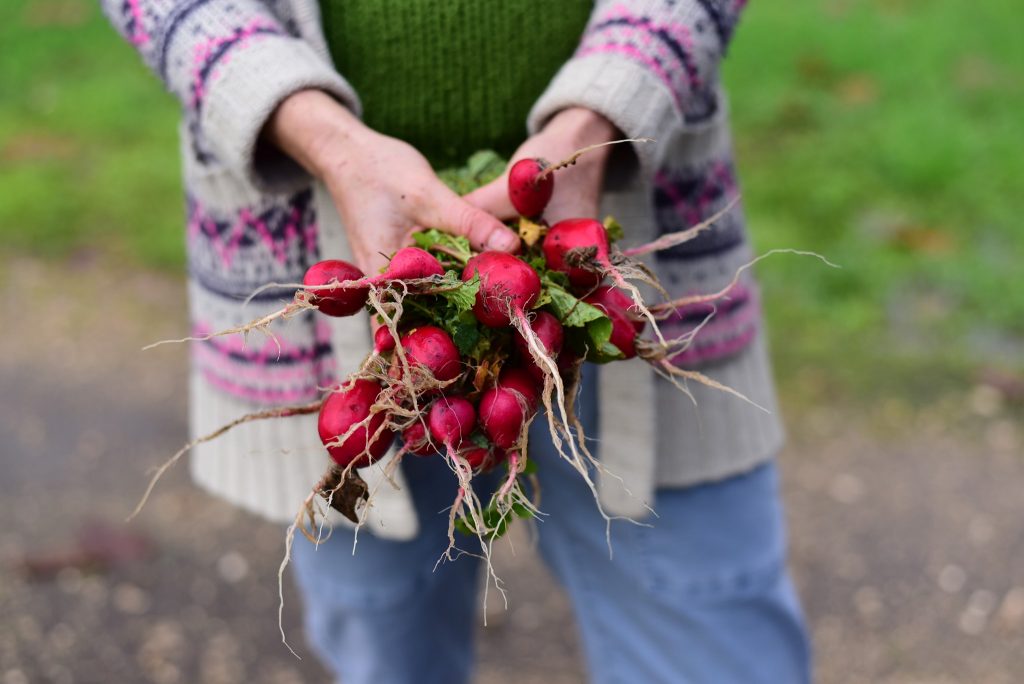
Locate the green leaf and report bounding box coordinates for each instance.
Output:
[541,267,569,288]
[465,150,506,185]
[603,215,625,242]
[512,502,535,519]
[451,311,481,356]
[526,252,549,276]
[437,150,507,194]
[584,316,625,363]
[563,315,625,363]
[412,229,473,263]
[532,289,552,309]
[543,280,607,328]
[433,272,479,314]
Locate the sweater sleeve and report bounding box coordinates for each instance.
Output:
[100,0,361,193]
[528,0,747,173]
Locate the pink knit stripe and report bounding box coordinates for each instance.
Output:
[187,196,311,269]
[601,4,694,43]
[576,44,680,110]
[189,18,280,108]
[582,4,703,99]
[125,0,150,46]
[193,343,336,382]
[596,5,700,87]
[660,282,761,366]
[240,207,299,265]
[660,282,752,323]
[654,161,738,229]
[192,323,330,364]
[200,368,323,404]
[662,291,759,340]
[668,322,758,367]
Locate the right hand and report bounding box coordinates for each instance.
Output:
[264,90,521,276]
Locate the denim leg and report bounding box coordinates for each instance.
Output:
[291,453,491,684]
[531,367,812,684]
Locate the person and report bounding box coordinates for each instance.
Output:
[103,0,812,682]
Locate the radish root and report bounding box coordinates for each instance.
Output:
[538,138,654,181]
[126,400,323,522]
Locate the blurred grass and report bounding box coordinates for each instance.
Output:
[726,0,1024,396]
[1,0,1021,396]
[0,0,182,268]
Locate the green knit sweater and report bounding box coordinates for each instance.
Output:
[319,0,593,168]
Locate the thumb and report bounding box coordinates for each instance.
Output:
[425,190,521,253]
[462,175,517,222]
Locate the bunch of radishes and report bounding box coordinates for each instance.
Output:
[295,150,744,543]
[139,147,751,547]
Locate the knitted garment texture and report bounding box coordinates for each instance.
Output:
[101,0,782,533]
[319,0,593,167]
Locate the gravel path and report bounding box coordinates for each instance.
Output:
[2,257,1021,683]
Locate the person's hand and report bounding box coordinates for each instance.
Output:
[265,90,520,276]
[463,107,619,225]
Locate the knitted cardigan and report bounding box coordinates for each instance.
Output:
[102,0,783,540]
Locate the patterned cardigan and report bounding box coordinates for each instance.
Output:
[102,0,783,539]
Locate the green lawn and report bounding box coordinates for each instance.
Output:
[724,0,1024,395]
[2,0,1021,397]
[0,0,182,268]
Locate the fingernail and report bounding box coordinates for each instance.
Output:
[487,231,519,252]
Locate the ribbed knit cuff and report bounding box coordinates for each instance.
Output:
[200,35,362,195]
[527,52,681,174]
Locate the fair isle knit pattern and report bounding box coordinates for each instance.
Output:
[652,156,762,366]
[102,0,783,532]
[549,0,760,367]
[575,3,721,123]
[107,1,289,162]
[186,189,337,406]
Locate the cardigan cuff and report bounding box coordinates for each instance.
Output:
[527,51,681,174]
[200,34,362,195]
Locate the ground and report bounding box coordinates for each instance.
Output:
[2,257,1022,684]
[3,0,1023,681]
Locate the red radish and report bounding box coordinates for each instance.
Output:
[372,247,444,283]
[303,249,441,318]
[400,326,462,382]
[460,445,492,470]
[462,252,542,328]
[402,421,435,456]
[318,379,394,468]
[478,386,532,449]
[508,158,554,218]
[586,285,645,333]
[373,326,396,354]
[542,218,611,289]
[461,445,507,471]
[584,286,645,359]
[303,260,369,317]
[490,447,510,467]
[514,311,564,382]
[428,396,477,447]
[497,366,540,407]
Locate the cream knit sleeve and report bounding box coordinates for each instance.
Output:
[528,0,748,173]
[100,0,360,193]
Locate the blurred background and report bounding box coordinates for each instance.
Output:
[1,0,1022,682]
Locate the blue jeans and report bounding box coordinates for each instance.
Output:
[292,373,811,684]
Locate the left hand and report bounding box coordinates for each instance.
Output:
[463,107,619,224]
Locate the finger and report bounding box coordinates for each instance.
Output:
[462,176,517,222]
[543,194,599,226]
[423,191,521,253]
[542,160,603,224]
